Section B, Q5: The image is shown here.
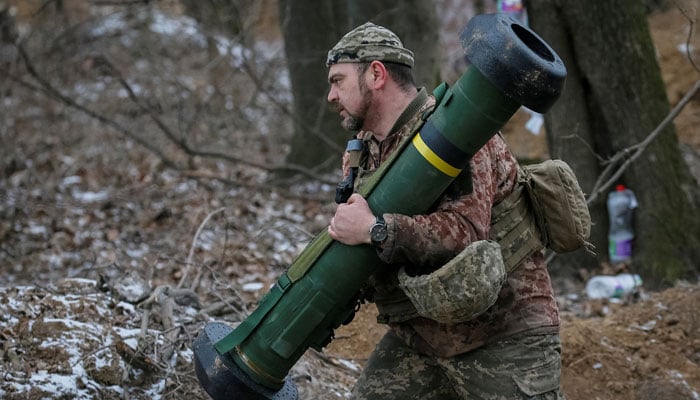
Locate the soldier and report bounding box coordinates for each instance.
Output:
[326,22,565,399]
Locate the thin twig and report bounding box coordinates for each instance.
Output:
[177,207,226,290]
[675,0,699,73]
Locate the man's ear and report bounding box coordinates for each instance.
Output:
[368,60,388,89]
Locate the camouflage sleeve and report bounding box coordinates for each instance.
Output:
[377,134,518,271]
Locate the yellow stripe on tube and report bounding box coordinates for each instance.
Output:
[412,134,462,177]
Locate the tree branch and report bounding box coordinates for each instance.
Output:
[587,79,700,204]
[8,43,338,186]
[237,42,344,155]
[587,3,700,205]
[13,43,181,170]
[546,77,700,266]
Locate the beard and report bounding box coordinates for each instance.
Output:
[340,80,372,132]
[342,114,363,132]
[342,113,364,132]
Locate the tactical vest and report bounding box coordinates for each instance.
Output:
[353,114,548,324]
[350,90,591,324]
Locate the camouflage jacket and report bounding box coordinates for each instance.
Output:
[343,88,560,358]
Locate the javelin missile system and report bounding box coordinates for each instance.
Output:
[193,13,566,400]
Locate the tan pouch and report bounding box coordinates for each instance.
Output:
[520,160,594,254]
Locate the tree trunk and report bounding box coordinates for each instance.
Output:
[524,0,603,278]
[279,1,439,176]
[278,0,351,177]
[527,0,700,287]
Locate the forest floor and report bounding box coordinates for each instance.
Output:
[1,2,699,400]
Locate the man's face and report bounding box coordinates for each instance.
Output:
[327,63,372,132]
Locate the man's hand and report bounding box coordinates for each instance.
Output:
[328,193,376,245]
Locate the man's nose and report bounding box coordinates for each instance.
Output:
[327,87,338,103]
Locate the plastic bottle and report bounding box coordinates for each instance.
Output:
[497,0,528,25]
[585,273,643,299]
[607,184,638,263]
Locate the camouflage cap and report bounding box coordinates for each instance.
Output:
[326,22,414,68]
[398,240,506,324]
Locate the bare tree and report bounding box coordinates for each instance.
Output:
[527,0,700,287]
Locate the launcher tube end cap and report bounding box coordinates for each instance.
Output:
[193,322,299,400]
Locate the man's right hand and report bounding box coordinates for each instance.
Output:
[328,194,375,245]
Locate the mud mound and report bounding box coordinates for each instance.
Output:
[561,283,700,399]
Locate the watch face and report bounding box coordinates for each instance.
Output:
[371,222,388,243]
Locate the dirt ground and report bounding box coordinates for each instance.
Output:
[1,2,699,399]
[326,283,700,400]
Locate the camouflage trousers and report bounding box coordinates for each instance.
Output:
[350,330,565,400]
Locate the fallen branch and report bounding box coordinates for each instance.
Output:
[134,285,198,370]
[115,338,161,374]
[308,349,361,378]
[200,294,248,318]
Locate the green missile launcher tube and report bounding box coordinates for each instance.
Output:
[193,13,566,400]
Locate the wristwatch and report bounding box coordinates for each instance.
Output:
[369,215,388,247]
